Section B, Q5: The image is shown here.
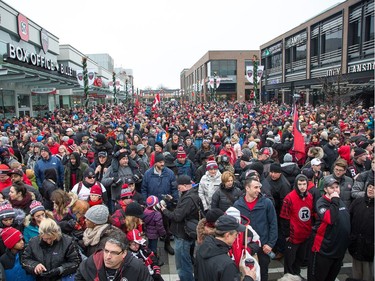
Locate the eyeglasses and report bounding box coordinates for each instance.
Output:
[103,249,123,256]
[86,176,95,179]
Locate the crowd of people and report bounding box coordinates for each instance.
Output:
[0,99,372,281]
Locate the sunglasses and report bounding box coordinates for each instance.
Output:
[86,176,95,179]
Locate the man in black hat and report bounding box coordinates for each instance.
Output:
[308,177,350,281]
[160,175,204,281]
[196,214,256,281]
[349,147,371,178]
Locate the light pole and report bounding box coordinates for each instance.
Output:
[252,55,258,104]
[125,78,128,103]
[112,72,117,105]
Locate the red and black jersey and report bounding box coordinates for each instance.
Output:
[280,190,313,244]
[311,195,350,258]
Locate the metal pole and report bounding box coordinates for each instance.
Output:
[1,89,4,119]
[213,72,217,102]
[112,72,117,105]
[253,55,258,105]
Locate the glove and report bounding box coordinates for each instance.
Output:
[153,265,161,275]
[40,266,63,277]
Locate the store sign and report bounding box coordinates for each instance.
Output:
[40,29,49,54]
[326,67,341,77]
[348,62,375,73]
[6,43,77,79]
[285,32,307,48]
[31,88,57,95]
[17,14,29,42]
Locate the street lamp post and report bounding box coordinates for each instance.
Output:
[252,55,258,104]
[125,79,128,103]
[112,72,117,105]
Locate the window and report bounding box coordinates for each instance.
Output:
[348,20,361,45]
[365,14,374,41]
[285,48,291,64]
[210,60,236,77]
[295,44,306,60]
[321,29,342,53]
[311,37,319,57]
[271,53,282,68]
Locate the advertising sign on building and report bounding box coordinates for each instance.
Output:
[40,29,49,54]
[17,14,29,42]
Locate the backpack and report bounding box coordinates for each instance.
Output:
[184,196,205,240]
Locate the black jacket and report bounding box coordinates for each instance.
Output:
[323,143,339,172]
[311,196,350,258]
[75,249,153,281]
[22,234,81,281]
[162,188,202,240]
[348,194,374,261]
[211,183,243,212]
[196,235,254,281]
[280,162,301,187]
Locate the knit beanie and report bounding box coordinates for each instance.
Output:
[120,185,133,199]
[354,148,367,158]
[146,195,159,208]
[206,159,218,170]
[154,141,164,149]
[206,208,224,224]
[29,201,45,216]
[154,152,165,163]
[177,147,187,159]
[283,153,293,163]
[95,134,106,144]
[0,203,15,220]
[85,205,109,225]
[270,163,282,173]
[40,146,51,154]
[0,164,10,175]
[90,184,102,196]
[1,227,22,249]
[125,202,144,218]
[83,168,95,178]
[225,206,241,222]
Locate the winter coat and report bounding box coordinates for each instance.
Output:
[322,143,339,172]
[64,158,89,191]
[40,179,58,210]
[143,208,166,240]
[102,164,137,200]
[196,235,254,281]
[199,171,222,211]
[34,155,64,189]
[280,162,301,187]
[2,183,42,203]
[162,188,202,240]
[175,158,196,181]
[234,195,278,248]
[351,170,374,199]
[311,195,350,258]
[75,249,153,281]
[348,193,374,262]
[141,166,178,202]
[0,251,35,281]
[211,183,243,212]
[22,234,81,281]
[318,175,353,208]
[261,174,291,215]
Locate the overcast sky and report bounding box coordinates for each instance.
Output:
[7,0,344,90]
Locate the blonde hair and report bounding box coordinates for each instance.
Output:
[124,216,142,232]
[39,218,62,241]
[221,171,234,184]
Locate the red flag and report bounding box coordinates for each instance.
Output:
[152,93,160,109]
[292,103,305,161]
[135,98,140,108]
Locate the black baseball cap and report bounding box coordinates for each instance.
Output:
[215,215,246,232]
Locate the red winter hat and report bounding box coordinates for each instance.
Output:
[0,164,10,174]
[126,229,146,245]
[90,184,102,196]
[120,184,133,199]
[1,227,22,249]
[177,147,186,159]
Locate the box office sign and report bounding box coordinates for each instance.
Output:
[5,43,77,79]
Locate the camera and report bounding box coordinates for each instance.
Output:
[161,194,174,202]
[153,200,167,211]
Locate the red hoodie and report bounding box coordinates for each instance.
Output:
[338,145,353,165]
